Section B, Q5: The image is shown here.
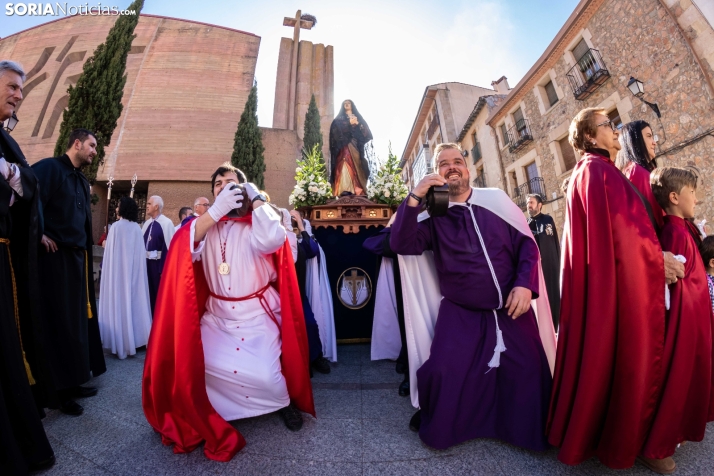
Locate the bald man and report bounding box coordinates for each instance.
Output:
[142,196,175,313]
[194,197,210,217]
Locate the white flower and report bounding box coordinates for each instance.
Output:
[384,190,391,198]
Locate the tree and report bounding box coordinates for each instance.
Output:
[53,0,145,183]
[231,85,266,189]
[302,94,323,158]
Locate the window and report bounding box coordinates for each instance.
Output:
[572,38,600,81]
[526,162,540,181]
[509,170,518,195]
[500,123,509,146]
[525,162,545,196]
[544,80,559,107]
[607,109,622,129]
[471,134,482,163]
[473,167,486,188]
[572,39,589,63]
[412,148,427,184]
[559,137,577,171]
[513,108,525,129]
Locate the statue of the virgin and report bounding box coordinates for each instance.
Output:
[329,99,373,196]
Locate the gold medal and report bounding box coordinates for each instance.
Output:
[218,262,230,275]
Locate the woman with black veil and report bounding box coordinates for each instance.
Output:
[616,120,665,231]
[329,99,373,196]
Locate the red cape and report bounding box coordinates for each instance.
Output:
[546,152,666,468]
[623,162,665,231]
[142,214,315,462]
[641,215,714,458]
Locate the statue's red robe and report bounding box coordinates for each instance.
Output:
[142,215,315,462]
[546,150,666,469]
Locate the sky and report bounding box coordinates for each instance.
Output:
[1,0,580,162]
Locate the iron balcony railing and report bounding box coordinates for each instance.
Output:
[507,119,534,153]
[472,174,486,189]
[471,142,482,163]
[566,48,611,100]
[512,177,546,210]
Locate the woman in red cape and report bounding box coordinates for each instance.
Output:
[141,216,315,462]
[616,120,665,232]
[546,108,666,469]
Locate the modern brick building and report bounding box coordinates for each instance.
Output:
[0,13,309,239]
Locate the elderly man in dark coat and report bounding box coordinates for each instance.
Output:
[0,60,55,474]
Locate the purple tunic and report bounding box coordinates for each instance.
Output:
[144,220,168,314]
[391,197,552,451]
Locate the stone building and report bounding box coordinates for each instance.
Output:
[399,82,503,189]
[0,13,312,240]
[486,0,714,232]
[456,92,508,190]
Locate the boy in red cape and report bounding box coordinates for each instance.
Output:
[640,167,714,473]
[142,163,314,462]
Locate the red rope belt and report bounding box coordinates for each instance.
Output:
[209,282,280,328]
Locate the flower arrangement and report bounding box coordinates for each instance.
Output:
[367,145,408,206]
[288,145,333,208]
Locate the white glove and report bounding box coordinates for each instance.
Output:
[207,184,243,221]
[243,182,261,201]
[0,158,9,180]
[0,159,22,197]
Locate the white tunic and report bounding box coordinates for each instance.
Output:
[190,204,290,420]
[98,219,153,359]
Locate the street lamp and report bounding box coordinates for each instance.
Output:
[626,76,661,118]
[2,112,18,132]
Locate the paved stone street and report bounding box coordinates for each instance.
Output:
[36,344,713,475]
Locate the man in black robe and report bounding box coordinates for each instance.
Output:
[0,60,55,474]
[526,194,561,330]
[32,128,106,416]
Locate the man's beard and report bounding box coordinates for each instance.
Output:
[447,176,470,198]
[78,147,95,166]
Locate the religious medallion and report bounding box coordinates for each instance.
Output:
[336,267,372,310]
[218,262,231,275]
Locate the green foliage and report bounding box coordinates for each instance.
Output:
[302,94,323,158]
[231,85,266,189]
[53,0,144,183]
[368,143,408,206]
[289,145,332,208]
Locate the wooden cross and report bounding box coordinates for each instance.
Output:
[283,10,314,130]
[343,270,364,306]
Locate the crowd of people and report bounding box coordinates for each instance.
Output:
[2,57,714,475]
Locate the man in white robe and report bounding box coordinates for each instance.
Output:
[98,197,152,359]
[189,164,305,430]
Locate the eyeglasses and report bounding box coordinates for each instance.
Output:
[195,203,210,208]
[596,120,617,131]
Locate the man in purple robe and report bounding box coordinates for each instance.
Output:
[141,196,175,314]
[390,143,555,451]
